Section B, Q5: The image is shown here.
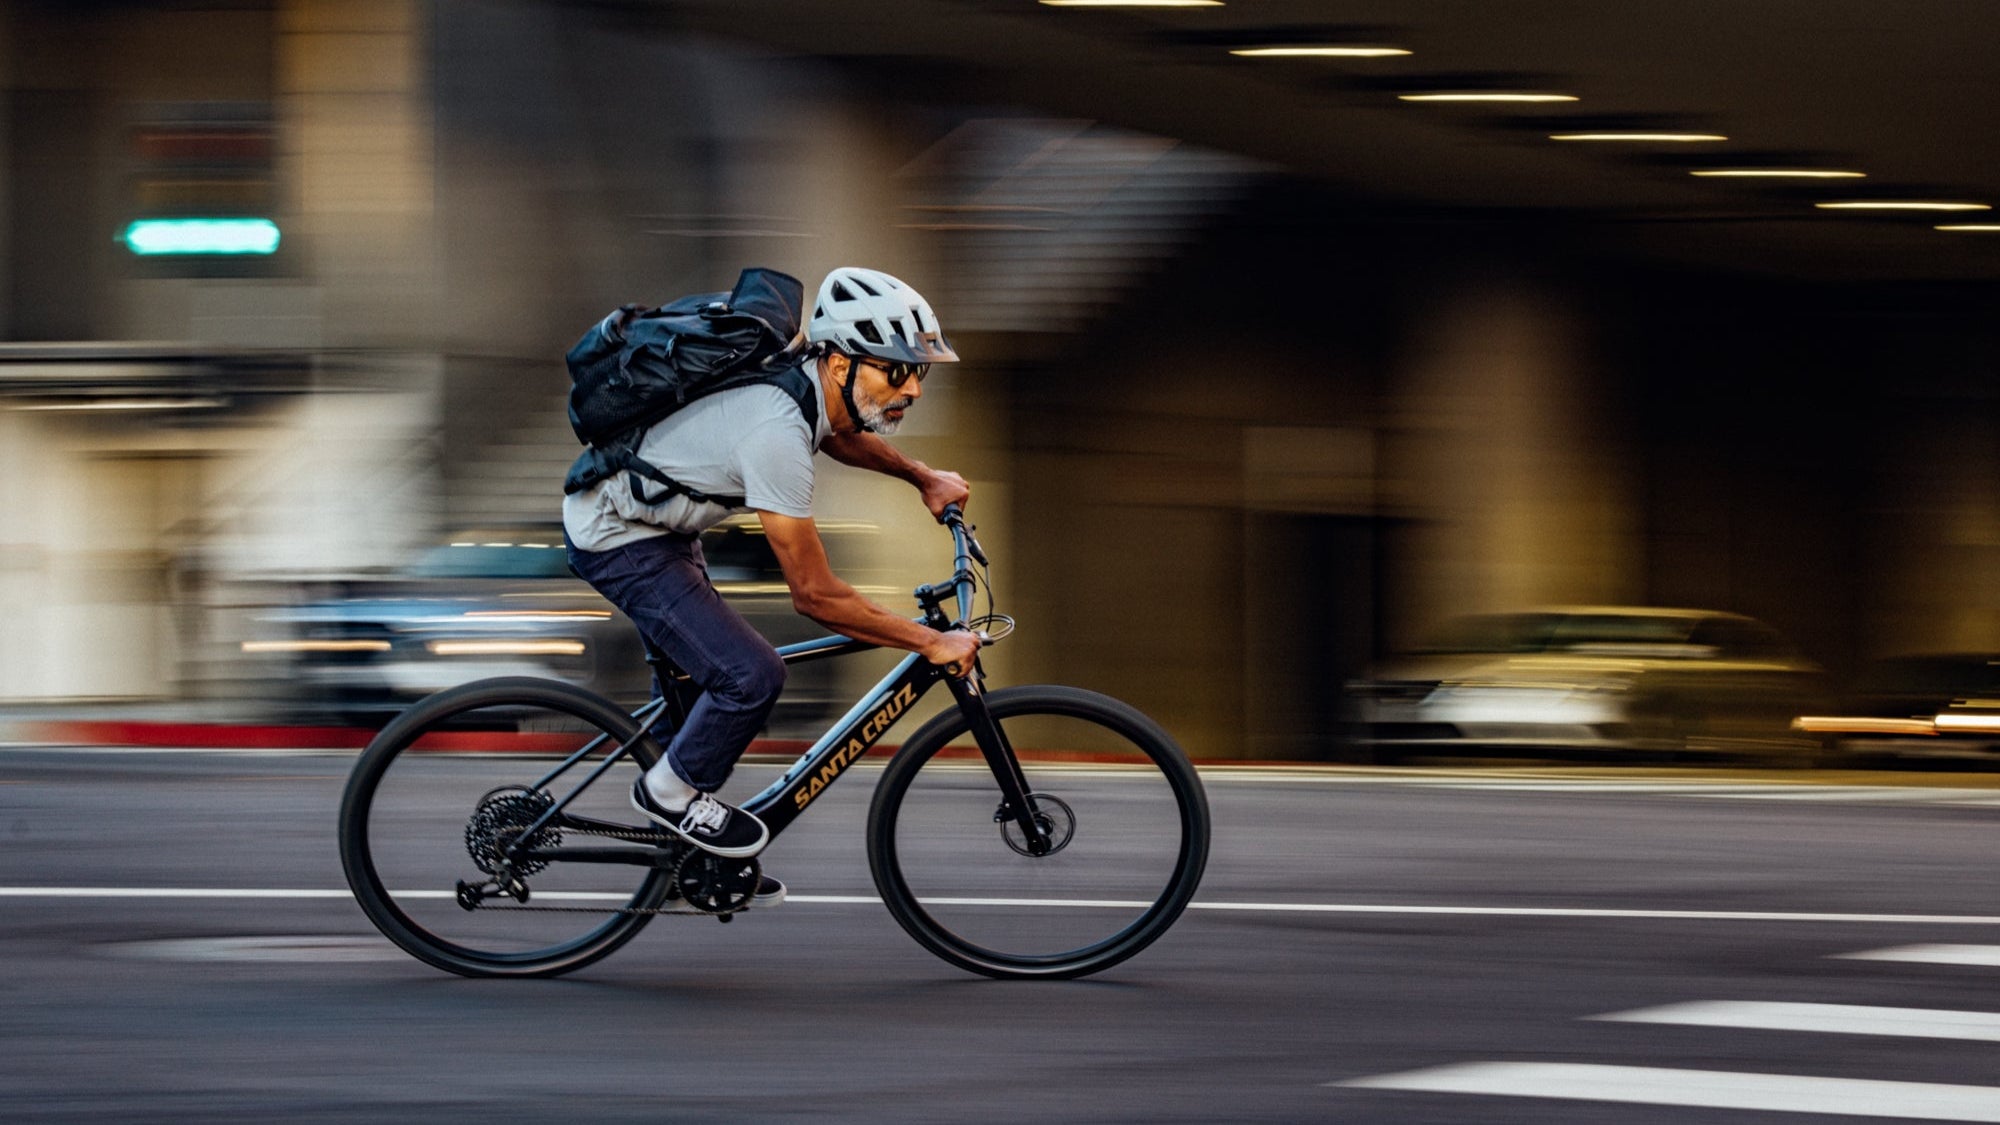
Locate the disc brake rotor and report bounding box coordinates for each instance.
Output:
[999,792,1075,857]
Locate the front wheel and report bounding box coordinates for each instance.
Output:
[866,685,1210,979]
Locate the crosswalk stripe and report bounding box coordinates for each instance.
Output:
[1594,1000,2000,1042]
[1337,1062,2000,1121]
[1838,944,2000,967]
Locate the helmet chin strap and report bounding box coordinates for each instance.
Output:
[837,357,870,434]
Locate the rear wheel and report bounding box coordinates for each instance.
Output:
[867,685,1210,979]
[338,677,674,978]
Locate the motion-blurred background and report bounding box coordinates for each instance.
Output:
[4,0,1999,763]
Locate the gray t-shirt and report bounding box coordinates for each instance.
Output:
[563,364,832,551]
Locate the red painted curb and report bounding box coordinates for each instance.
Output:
[7,719,1292,765]
[21,720,374,750]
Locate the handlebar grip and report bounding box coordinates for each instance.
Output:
[939,502,964,526]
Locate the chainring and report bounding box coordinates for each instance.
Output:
[673,850,761,914]
[464,786,561,877]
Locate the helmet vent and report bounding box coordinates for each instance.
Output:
[850,275,881,297]
[830,281,854,302]
[855,320,884,345]
[888,317,906,340]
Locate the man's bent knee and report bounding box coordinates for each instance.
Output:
[715,644,785,709]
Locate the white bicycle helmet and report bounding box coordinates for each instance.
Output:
[806,267,958,365]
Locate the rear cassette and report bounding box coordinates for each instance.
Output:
[464,786,560,877]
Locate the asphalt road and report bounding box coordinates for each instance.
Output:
[7,750,2000,1123]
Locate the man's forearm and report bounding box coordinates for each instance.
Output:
[795,582,939,653]
[822,431,925,483]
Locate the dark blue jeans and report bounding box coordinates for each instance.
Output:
[566,531,785,793]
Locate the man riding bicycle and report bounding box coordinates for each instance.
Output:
[562,267,982,903]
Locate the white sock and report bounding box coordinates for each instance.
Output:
[644,764,699,813]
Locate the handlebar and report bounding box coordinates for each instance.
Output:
[937,503,986,566]
[918,503,982,626]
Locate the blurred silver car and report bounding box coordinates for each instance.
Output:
[245,518,860,731]
[1346,607,1828,761]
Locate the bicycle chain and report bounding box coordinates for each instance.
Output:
[472,822,729,916]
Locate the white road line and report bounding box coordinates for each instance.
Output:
[1695,787,1966,803]
[1594,1000,2000,1042]
[7,886,2000,924]
[1839,944,2000,967]
[1336,1063,2000,1121]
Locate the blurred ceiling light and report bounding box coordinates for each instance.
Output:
[1040,1,1223,6]
[241,640,392,654]
[904,204,1068,214]
[1231,46,1411,58]
[1816,201,1991,212]
[1937,224,2000,231]
[897,223,1057,232]
[1551,132,1727,142]
[121,217,280,256]
[1691,169,1866,179]
[1399,93,1577,103]
[12,397,227,412]
[427,640,587,657]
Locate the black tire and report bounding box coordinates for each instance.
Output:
[866,685,1210,979]
[338,676,673,978]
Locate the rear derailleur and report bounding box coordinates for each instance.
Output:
[456,870,530,910]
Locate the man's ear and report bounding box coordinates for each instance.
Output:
[825,352,851,384]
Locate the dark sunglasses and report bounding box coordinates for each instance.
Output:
[857,358,930,389]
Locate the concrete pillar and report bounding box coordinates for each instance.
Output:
[277,0,435,347]
[1869,404,2000,655]
[1386,280,1641,645]
[0,0,12,341]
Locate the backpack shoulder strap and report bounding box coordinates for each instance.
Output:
[765,362,820,435]
[623,454,745,510]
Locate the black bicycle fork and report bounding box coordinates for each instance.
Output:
[944,671,1053,855]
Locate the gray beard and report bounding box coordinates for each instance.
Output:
[858,394,914,435]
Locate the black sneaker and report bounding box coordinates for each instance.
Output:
[753,874,785,909]
[631,780,769,858]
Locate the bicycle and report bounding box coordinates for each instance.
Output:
[338,506,1211,980]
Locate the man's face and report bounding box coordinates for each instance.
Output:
[847,356,925,435]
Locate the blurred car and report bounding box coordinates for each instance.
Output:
[245,518,861,730]
[1795,653,2000,760]
[1344,607,1828,762]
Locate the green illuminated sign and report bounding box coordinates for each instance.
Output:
[121,218,281,256]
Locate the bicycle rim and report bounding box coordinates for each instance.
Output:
[338,677,673,978]
[867,685,1210,979]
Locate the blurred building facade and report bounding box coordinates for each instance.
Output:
[3,0,1999,759]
